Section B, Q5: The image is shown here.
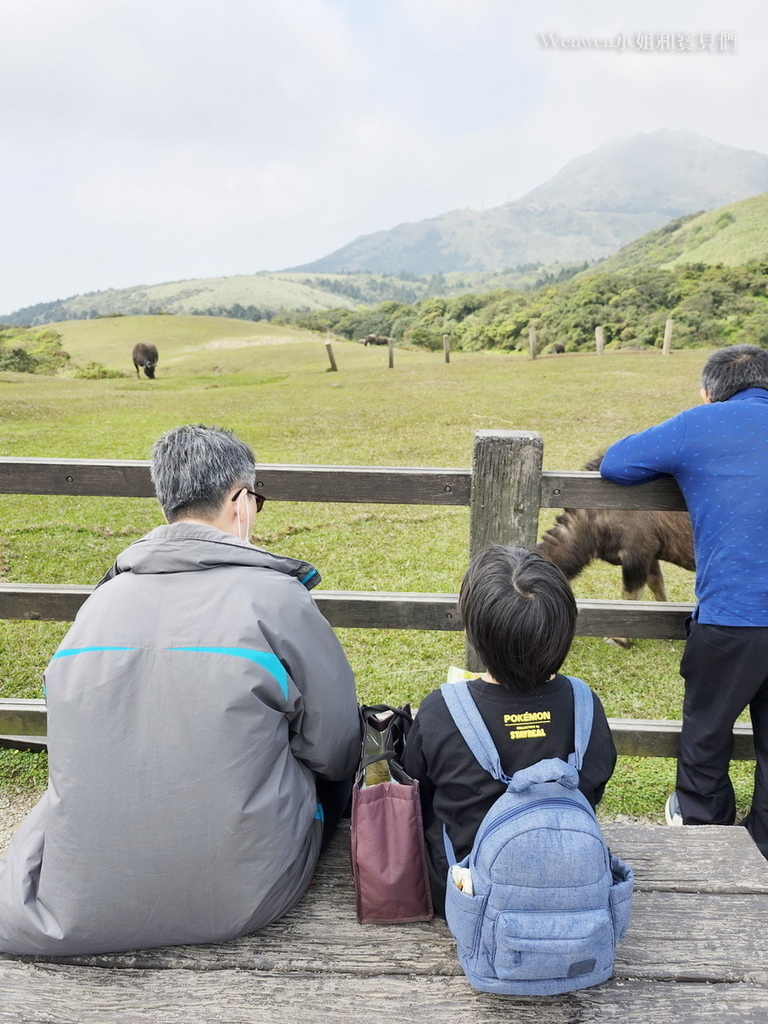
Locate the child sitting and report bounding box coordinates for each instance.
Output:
[403,544,617,915]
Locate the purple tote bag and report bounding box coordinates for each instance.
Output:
[350,705,434,924]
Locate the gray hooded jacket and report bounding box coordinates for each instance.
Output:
[0,523,359,955]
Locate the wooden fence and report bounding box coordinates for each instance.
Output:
[0,430,755,758]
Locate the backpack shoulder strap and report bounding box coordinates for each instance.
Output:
[440,681,512,784]
[567,676,594,772]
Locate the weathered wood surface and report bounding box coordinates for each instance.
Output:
[608,718,755,759]
[0,699,47,738]
[1,968,767,1024]
[601,823,768,894]
[469,431,544,556]
[1,824,767,1023]
[541,471,687,511]
[0,458,471,505]
[0,457,689,512]
[0,583,695,638]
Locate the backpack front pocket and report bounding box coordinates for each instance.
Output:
[493,908,614,982]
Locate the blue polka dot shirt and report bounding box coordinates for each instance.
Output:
[600,388,768,626]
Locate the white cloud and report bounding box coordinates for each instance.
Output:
[0,0,767,310]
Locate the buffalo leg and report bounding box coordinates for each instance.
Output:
[646,559,669,602]
[605,560,653,648]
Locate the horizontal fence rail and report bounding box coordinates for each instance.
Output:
[0,458,471,505]
[0,704,754,760]
[0,458,686,510]
[0,583,694,637]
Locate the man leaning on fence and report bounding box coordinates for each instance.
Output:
[600,345,768,858]
[0,424,360,956]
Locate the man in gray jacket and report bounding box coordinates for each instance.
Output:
[0,425,360,955]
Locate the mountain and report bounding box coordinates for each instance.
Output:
[7,130,768,328]
[292,130,768,275]
[583,191,768,275]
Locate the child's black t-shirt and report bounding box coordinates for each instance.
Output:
[402,674,617,915]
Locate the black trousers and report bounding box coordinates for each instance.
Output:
[677,620,768,856]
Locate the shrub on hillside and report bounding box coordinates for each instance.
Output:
[74,362,130,379]
[0,327,70,374]
[0,347,40,372]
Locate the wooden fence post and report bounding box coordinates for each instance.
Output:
[466,430,544,670]
[325,339,338,372]
[663,319,673,355]
[443,333,451,364]
[595,325,604,356]
[388,337,394,369]
[528,325,537,360]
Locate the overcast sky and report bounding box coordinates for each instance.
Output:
[0,0,764,313]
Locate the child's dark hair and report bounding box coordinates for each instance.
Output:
[458,544,577,693]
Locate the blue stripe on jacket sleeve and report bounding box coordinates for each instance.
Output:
[165,647,289,698]
[52,646,137,659]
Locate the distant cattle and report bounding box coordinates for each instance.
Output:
[132,343,158,379]
[358,334,391,347]
[550,342,566,354]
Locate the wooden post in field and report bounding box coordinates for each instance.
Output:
[324,339,338,372]
[663,319,673,355]
[466,430,544,671]
[388,336,394,369]
[528,324,537,360]
[443,333,451,364]
[595,325,604,356]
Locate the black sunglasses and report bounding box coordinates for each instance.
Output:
[231,487,266,513]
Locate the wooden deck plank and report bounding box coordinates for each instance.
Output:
[11,889,765,984]
[601,822,768,893]
[4,824,766,984]
[2,824,768,1022]
[1,965,767,1024]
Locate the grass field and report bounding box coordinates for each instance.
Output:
[0,316,755,817]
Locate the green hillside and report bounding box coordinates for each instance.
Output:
[3,268,589,328]
[48,315,321,372]
[3,273,436,328]
[592,192,768,274]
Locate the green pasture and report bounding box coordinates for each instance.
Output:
[0,317,755,818]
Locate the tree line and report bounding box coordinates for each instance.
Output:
[272,261,768,353]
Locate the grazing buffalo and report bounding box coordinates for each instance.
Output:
[536,454,695,645]
[132,343,158,379]
[358,334,391,346]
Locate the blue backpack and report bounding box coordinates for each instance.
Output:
[440,677,633,996]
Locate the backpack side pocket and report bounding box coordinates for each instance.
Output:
[608,854,634,942]
[445,866,487,965]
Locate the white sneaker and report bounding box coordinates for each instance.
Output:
[665,792,683,826]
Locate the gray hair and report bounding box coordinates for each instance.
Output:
[701,345,768,403]
[150,425,257,522]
